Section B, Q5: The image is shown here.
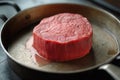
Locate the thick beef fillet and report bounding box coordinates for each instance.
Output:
[33,13,93,61]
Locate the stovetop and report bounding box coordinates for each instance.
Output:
[0,0,120,80]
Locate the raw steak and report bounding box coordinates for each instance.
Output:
[33,13,93,61]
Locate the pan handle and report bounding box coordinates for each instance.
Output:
[99,64,120,80]
[0,1,21,23]
[0,1,21,12]
[0,15,8,22]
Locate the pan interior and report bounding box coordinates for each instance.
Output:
[3,4,119,73]
[8,19,118,73]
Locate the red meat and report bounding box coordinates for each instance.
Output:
[33,13,93,61]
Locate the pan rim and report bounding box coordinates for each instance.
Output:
[0,3,120,74]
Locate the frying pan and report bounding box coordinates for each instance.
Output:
[1,3,120,80]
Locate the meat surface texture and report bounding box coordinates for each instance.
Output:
[33,13,93,61]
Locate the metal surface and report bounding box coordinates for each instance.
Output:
[99,64,120,80]
[90,0,120,14]
[1,3,120,80]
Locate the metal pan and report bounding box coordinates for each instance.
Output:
[1,3,120,80]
